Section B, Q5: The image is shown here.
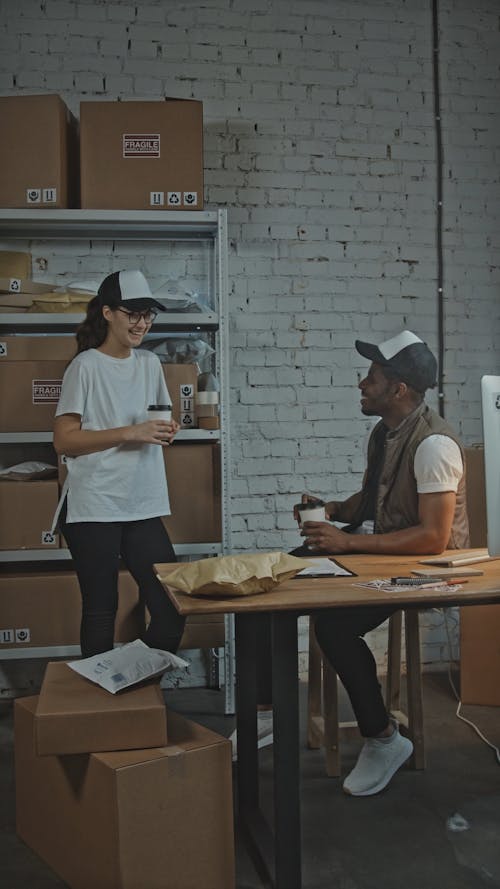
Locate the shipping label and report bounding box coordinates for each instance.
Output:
[123,133,160,158]
[32,379,62,404]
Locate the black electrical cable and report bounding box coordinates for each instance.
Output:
[432,0,445,417]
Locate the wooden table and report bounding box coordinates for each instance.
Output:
[155,552,500,889]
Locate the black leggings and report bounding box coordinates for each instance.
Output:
[60,503,185,658]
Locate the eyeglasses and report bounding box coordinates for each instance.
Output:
[116,307,158,325]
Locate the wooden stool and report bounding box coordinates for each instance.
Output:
[307,609,425,776]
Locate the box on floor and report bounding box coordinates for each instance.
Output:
[35,662,167,755]
[0,569,144,648]
[0,94,78,208]
[461,444,500,705]
[15,700,235,889]
[80,99,204,211]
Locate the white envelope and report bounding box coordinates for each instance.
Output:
[68,639,189,694]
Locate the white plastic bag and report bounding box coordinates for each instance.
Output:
[67,639,189,694]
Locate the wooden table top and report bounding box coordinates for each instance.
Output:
[154,551,500,616]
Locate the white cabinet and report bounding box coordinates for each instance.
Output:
[0,209,234,706]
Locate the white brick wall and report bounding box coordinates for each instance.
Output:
[0,0,498,679]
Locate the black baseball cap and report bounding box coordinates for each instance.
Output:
[355,330,437,393]
[97,270,166,312]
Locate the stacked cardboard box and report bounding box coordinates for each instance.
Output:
[80,99,204,210]
[15,666,235,889]
[0,94,78,208]
[0,94,203,212]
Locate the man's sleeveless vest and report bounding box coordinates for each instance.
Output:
[351,403,469,549]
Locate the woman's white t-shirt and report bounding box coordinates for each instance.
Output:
[55,348,171,523]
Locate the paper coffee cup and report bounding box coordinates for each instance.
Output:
[295,500,326,525]
[147,404,172,422]
[298,505,326,524]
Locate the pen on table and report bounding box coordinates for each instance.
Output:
[397,580,468,590]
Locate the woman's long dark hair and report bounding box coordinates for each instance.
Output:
[75,296,108,354]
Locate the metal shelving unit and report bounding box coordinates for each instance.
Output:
[0,208,234,709]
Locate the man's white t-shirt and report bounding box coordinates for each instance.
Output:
[55,348,172,523]
[413,434,463,493]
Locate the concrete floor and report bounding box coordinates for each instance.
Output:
[1,671,500,888]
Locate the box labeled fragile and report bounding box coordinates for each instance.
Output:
[0,94,78,208]
[80,99,204,210]
[15,699,235,889]
[0,335,75,431]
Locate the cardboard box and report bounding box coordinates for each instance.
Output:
[0,480,60,549]
[460,605,500,706]
[35,662,168,755]
[15,699,235,889]
[179,614,225,651]
[0,94,78,208]
[464,445,487,548]
[460,444,500,704]
[80,99,204,210]
[0,569,144,648]
[0,250,32,278]
[163,442,221,544]
[0,292,33,309]
[163,362,198,428]
[0,335,76,361]
[0,335,75,432]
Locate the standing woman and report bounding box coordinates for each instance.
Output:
[53,269,185,658]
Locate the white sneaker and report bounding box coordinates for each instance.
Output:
[230,710,273,762]
[343,724,413,797]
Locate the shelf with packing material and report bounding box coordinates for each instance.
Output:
[0,208,234,712]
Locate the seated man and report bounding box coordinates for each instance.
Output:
[297,330,469,797]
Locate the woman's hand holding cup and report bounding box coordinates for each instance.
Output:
[146,404,178,446]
